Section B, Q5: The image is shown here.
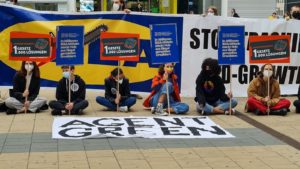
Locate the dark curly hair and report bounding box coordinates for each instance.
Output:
[201,58,221,75]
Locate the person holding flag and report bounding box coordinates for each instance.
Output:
[246,63,290,116]
[5,61,48,114]
[195,58,238,115]
[96,68,136,112]
[49,65,89,115]
[143,63,189,116]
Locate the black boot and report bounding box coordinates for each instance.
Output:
[51,110,62,116]
[6,108,17,115]
[270,108,287,116]
[254,109,263,115]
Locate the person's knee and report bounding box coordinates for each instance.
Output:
[129,97,136,105]
[231,98,238,107]
[5,97,19,108]
[82,100,89,108]
[175,103,189,114]
[48,100,57,108]
[162,82,173,93]
[96,96,105,104]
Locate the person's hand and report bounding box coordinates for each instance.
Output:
[65,102,74,111]
[115,93,121,104]
[163,72,168,80]
[24,101,30,109]
[124,9,131,14]
[262,96,270,103]
[227,91,232,98]
[23,90,29,97]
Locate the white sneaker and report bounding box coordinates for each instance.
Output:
[225,109,235,115]
[151,107,156,114]
[154,104,168,116]
[119,106,128,113]
[155,110,168,116]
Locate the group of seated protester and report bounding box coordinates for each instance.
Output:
[0,58,298,116]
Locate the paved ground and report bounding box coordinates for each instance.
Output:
[0,87,300,169]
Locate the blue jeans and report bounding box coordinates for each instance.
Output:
[150,82,189,114]
[96,96,136,111]
[197,98,238,114]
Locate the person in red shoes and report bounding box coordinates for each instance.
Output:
[247,63,290,116]
[143,63,189,116]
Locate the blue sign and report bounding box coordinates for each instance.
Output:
[218,26,245,65]
[150,23,179,64]
[56,26,84,65]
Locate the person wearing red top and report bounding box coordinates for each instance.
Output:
[143,63,189,116]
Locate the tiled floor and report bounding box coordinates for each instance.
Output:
[0,87,300,169]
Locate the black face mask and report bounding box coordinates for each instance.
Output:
[292,12,300,20]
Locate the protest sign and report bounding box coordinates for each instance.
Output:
[52,116,234,139]
[218,26,245,65]
[56,26,84,66]
[9,32,51,62]
[100,32,140,61]
[249,35,290,64]
[150,23,179,64]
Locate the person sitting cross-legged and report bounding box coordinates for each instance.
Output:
[96,68,136,112]
[49,65,89,115]
[246,63,290,116]
[143,63,189,116]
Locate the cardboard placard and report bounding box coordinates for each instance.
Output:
[9,32,52,62]
[249,35,290,64]
[100,32,140,61]
[218,26,245,65]
[150,23,179,64]
[56,26,84,66]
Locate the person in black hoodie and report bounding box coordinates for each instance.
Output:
[5,61,48,114]
[96,68,136,112]
[195,58,238,115]
[49,65,88,115]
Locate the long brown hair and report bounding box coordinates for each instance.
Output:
[18,61,40,78]
[258,63,276,79]
[158,63,175,76]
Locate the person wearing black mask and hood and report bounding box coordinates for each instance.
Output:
[290,5,300,20]
[49,65,89,115]
[195,58,237,115]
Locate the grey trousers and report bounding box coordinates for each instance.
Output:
[5,97,47,113]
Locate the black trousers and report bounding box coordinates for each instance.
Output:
[49,100,89,114]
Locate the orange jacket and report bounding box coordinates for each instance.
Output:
[143,73,180,108]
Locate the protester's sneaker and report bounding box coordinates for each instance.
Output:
[225,109,235,115]
[6,108,17,115]
[154,104,168,116]
[150,107,156,114]
[119,106,128,113]
[51,110,62,116]
[40,103,49,111]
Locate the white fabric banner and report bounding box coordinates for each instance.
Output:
[52,116,234,139]
[181,15,300,97]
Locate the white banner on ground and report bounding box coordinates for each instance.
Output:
[52,116,234,139]
[181,15,300,97]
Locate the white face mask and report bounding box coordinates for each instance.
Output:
[25,64,34,72]
[207,12,214,16]
[63,71,70,79]
[112,3,120,11]
[263,70,273,78]
[117,78,123,84]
